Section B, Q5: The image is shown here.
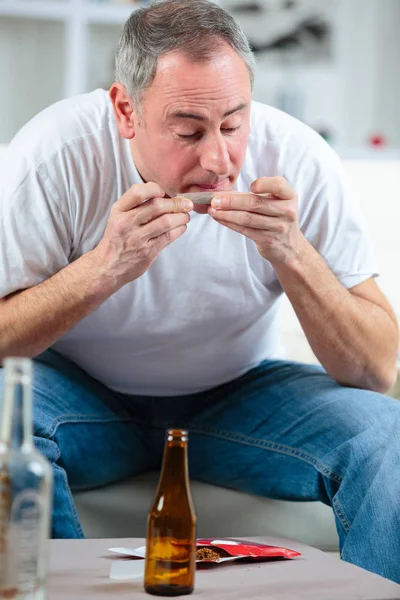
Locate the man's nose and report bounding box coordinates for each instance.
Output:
[199,133,230,176]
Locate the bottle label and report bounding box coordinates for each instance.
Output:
[0,489,43,595]
[0,467,11,584]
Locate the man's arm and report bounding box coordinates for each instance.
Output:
[0,183,193,364]
[273,235,398,393]
[208,177,398,393]
[0,251,115,363]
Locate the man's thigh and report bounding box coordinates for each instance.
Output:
[0,349,153,490]
[183,360,400,501]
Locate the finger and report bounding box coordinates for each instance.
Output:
[212,218,265,243]
[150,224,188,253]
[211,193,292,216]
[143,211,191,240]
[209,207,286,231]
[136,196,193,226]
[250,176,294,200]
[116,182,165,212]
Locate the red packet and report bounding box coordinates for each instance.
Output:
[196,538,301,563]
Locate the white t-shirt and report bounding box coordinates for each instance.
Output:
[0,89,377,395]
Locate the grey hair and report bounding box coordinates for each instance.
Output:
[115,0,255,108]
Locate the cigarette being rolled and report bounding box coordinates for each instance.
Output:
[179,191,264,205]
[179,192,215,205]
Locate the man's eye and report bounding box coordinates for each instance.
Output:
[222,127,239,134]
[177,127,239,140]
[178,133,200,139]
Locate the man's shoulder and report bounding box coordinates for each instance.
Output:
[7,89,113,175]
[247,100,341,179]
[250,101,332,153]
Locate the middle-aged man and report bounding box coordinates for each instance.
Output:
[0,0,399,584]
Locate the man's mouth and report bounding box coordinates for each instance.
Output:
[188,180,229,192]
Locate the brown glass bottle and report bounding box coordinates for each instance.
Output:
[144,429,196,597]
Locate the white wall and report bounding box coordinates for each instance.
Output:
[0,17,64,142]
[375,0,400,144]
[88,23,121,91]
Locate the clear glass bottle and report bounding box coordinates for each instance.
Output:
[0,358,53,600]
[144,429,196,597]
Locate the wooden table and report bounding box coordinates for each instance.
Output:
[48,536,400,599]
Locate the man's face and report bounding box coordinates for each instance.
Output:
[129,44,252,208]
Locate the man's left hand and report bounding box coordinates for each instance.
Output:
[208,176,301,266]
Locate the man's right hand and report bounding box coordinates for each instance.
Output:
[0,181,193,361]
[93,182,193,290]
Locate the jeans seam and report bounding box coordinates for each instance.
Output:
[333,496,351,561]
[157,423,344,484]
[332,495,351,536]
[60,467,85,539]
[51,441,85,539]
[44,414,149,438]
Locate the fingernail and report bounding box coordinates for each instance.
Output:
[212,198,221,208]
[182,199,193,210]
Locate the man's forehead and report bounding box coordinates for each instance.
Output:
[143,47,251,120]
[166,103,249,122]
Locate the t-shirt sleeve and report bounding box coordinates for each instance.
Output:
[297,152,378,289]
[0,154,73,298]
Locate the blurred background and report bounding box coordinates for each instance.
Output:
[0,0,399,156]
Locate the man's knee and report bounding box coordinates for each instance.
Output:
[325,385,399,434]
[318,386,400,478]
[33,435,60,465]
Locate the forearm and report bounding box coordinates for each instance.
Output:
[0,250,117,363]
[0,182,191,364]
[273,236,398,392]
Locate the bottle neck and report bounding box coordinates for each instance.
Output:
[159,436,189,489]
[0,358,33,450]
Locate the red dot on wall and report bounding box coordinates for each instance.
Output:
[369,134,386,147]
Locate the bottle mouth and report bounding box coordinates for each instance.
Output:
[166,429,189,442]
[3,357,32,384]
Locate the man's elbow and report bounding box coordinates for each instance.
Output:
[363,362,398,395]
[334,360,398,395]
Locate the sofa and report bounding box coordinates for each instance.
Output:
[1,143,399,550]
[73,472,339,550]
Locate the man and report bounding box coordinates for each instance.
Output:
[0,0,399,583]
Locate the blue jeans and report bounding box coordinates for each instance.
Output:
[1,350,399,583]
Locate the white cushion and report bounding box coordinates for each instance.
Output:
[73,472,339,551]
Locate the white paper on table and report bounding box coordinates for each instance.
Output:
[108,546,146,580]
[109,560,145,581]
[108,546,146,558]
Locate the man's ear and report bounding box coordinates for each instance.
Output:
[109,83,137,139]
